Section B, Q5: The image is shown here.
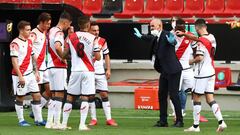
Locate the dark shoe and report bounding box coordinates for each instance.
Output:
[29,111,34,119]
[154,121,168,127]
[172,121,184,128]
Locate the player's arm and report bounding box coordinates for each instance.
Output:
[105,54,111,80]
[103,42,111,79]
[93,38,101,61]
[11,57,25,86]
[189,43,204,65]
[62,38,70,59]
[32,53,40,82]
[189,54,203,65]
[10,43,25,86]
[176,30,200,42]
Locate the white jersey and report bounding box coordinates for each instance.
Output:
[65,31,100,72]
[10,37,34,76]
[94,37,110,74]
[174,32,196,69]
[194,34,216,78]
[29,27,47,71]
[48,26,67,68]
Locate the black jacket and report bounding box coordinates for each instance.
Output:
[141,30,182,74]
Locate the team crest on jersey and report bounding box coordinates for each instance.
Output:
[185,40,189,44]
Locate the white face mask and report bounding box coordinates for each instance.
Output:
[151,29,159,36]
[171,21,176,30]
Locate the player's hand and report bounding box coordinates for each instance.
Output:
[133,28,142,38]
[35,72,40,82]
[176,30,185,36]
[166,33,176,45]
[68,26,74,35]
[105,69,111,80]
[19,76,25,87]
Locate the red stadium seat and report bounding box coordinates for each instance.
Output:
[182,0,204,17]
[197,0,225,17]
[205,19,217,24]
[44,0,62,4]
[114,0,144,18]
[64,0,82,10]
[95,19,113,23]
[135,0,164,18]
[82,0,102,16]
[224,0,240,17]
[163,0,184,17]
[25,0,42,4]
[5,0,22,3]
[218,19,235,24]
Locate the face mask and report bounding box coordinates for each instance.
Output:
[151,29,159,36]
[171,21,176,30]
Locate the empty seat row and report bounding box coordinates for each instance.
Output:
[115,0,240,18]
[2,0,240,18]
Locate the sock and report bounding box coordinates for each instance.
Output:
[80,101,89,127]
[211,103,223,122]
[40,96,48,108]
[89,102,97,120]
[62,102,72,126]
[15,101,24,122]
[102,101,111,120]
[31,101,43,122]
[54,100,62,125]
[169,100,175,115]
[46,99,55,123]
[193,102,201,126]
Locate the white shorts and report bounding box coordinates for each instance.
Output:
[48,68,67,91]
[193,75,215,94]
[179,68,194,91]
[38,70,49,84]
[12,73,40,96]
[67,72,95,96]
[95,74,108,91]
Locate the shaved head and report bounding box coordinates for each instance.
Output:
[150,19,162,31]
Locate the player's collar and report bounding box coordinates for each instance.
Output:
[18,37,27,42]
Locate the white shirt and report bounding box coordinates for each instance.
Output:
[94,37,109,74]
[48,26,67,68]
[194,34,216,78]
[65,31,100,72]
[29,27,47,71]
[174,31,196,69]
[10,37,34,75]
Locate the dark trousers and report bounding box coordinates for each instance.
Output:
[158,71,183,123]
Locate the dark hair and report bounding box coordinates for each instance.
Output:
[195,19,207,27]
[77,15,90,29]
[176,18,185,25]
[60,11,72,21]
[90,22,98,27]
[17,20,30,31]
[37,12,51,24]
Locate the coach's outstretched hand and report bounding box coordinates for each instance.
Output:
[166,32,177,45]
[133,28,142,38]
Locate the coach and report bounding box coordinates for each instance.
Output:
[134,19,183,127]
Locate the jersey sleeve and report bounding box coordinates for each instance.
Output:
[102,42,109,55]
[93,37,100,52]
[54,31,64,46]
[10,42,19,57]
[196,42,204,56]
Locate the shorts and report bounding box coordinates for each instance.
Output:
[38,70,49,84]
[48,68,67,91]
[179,68,194,91]
[67,72,95,96]
[193,75,215,94]
[95,74,108,92]
[12,73,39,96]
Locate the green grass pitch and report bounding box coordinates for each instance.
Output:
[0,108,239,135]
